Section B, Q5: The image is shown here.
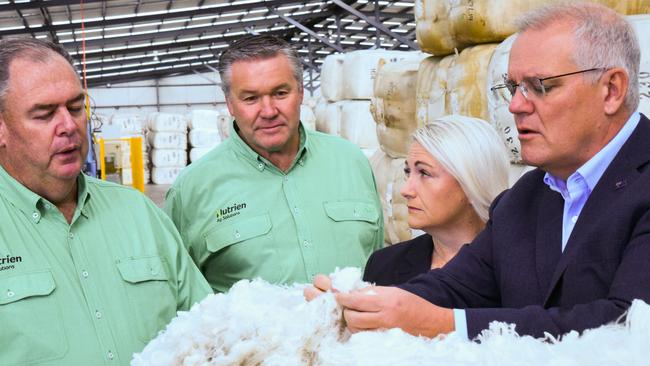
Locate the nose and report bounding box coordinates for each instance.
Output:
[55,106,81,136]
[508,87,534,115]
[259,96,278,119]
[400,174,416,199]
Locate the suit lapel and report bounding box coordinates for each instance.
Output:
[535,187,564,299]
[399,234,433,284]
[543,114,650,305]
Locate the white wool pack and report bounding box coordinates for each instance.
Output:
[133,268,650,366]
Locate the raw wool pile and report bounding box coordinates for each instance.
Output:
[321,299,650,366]
[133,266,650,366]
[131,268,365,366]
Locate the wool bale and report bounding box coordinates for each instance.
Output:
[371,58,422,158]
[369,150,412,245]
[415,0,642,56]
[146,112,187,132]
[150,148,187,167]
[300,105,316,130]
[446,43,497,120]
[188,129,220,148]
[339,101,379,149]
[341,50,426,100]
[146,131,187,149]
[151,166,183,185]
[321,53,345,102]
[188,110,220,130]
[416,54,457,126]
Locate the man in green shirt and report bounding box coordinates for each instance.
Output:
[0,39,211,365]
[165,35,383,293]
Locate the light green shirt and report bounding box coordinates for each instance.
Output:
[165,123,383,293]
[0,166,211,366]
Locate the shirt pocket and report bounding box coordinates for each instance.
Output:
[0,270,68,365]
[323,201,381,257]
[204,212,273,253]
[323,201,379,223]
[116,256,176,343]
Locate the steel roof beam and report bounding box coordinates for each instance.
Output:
[269,8,344,53]
[331,0,418,49]
[0,0,308,37]
[0,0,105,12]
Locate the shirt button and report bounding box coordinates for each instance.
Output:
[354,211,360,217]
[95,311,102,319]
[82,270,89,278]
[284,176,289,182]
[69,232,74,239]
[258,163,264,169]
[571,215,578,223]
[294,207,299,214]
[107,351,114,360]
[7,290,15,298]
[234,231,241,239]
[44,203,52,210]
[303,240,309,247]
[32,212,40,219]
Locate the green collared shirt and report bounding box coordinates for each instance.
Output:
[165,122,383,293]
[0,166,211,366]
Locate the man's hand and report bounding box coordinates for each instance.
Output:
[336,286,455,338]
[303,274,333,301]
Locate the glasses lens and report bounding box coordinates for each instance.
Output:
[526,78,546,96]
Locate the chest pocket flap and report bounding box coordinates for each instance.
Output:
[204,213,272,253]
[0,270,55,305]
[324,201,379,223]
[116,256,169,284]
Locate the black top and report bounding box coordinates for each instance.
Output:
[363,233,433,286]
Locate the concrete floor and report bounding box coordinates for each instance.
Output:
[144,184,171,207]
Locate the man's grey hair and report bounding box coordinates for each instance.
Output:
[0,38,77,111]
[516,2,640,111]
[217,34,303,96]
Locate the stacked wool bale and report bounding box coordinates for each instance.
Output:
[187,110,221,163]
[216,108,233,141]
[317,50,425,158]
[146,112,188,185]
[103,114,148,184]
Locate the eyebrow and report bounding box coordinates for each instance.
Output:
[28,93,85,114]
[414,160,434,168]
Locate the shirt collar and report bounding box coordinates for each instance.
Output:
[0,165,91,220]
[229,119,309,172]
[544,111,641,192]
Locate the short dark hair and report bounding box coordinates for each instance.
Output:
[217,34,303,96]
[0,38,78,111]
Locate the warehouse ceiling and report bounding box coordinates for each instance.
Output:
[0,0,417,89]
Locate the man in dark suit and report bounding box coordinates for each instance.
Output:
[306,2,650,339]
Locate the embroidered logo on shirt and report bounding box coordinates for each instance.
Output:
[0,255,22,272]
[215,203,247,222]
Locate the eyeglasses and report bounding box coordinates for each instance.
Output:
[490,67,607,101]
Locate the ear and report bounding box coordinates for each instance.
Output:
[225,96,234,117]
[601,67,629,115]
[0,113,7,148]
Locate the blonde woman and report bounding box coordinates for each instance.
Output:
[363,115,509,285]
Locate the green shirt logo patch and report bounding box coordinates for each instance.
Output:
[215,203,247,222]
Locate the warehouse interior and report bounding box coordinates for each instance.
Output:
[1,1,649,243]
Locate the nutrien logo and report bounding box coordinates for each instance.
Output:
[215,203,247,222]
[0,254,22,271]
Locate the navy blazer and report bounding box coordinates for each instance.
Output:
[400,114,650,339]
[363,234,433,286]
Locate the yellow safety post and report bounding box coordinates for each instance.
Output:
[98,137,106,180]
[129,136,145,192]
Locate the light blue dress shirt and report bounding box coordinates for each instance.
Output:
[453,112,640,339]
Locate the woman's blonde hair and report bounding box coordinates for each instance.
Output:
[413,115,509,222]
